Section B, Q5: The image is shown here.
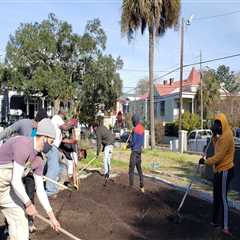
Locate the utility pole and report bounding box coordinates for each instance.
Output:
[200,50,203,129]
[179,17,184,152]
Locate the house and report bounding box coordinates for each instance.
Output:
[128,67,201,123]
[154,67,200,122]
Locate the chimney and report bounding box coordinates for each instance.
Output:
[169,78,174,85]
[163,80,167,85]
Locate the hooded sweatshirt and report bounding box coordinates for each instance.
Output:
[130,114,144,152]
[205,113,234,172]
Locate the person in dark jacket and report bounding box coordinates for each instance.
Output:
[93,123,115,179]
[128,113,145,192]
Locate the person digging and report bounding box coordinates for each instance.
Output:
[128,113,145,193]
[0,118,60,240]
[199,113,234,236]
[93,123,115,180]
[0,108,49,234]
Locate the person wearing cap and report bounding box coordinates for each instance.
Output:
[0,109,49,233]
[45,109,77,196]
[0,118,60,240]
[128,113,145,193]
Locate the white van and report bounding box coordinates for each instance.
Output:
[188,129,212,153]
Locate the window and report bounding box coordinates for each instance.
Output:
[189,132,196,139]
[160,101,165,116]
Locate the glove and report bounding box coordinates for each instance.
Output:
[72,139,78,145]
[199,157,205,165]
[69,118,78,127]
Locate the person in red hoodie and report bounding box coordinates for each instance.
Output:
[128,113,145,192]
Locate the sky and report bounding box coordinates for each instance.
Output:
[0,0,240,94]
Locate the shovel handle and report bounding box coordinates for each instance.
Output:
[36,214,82,240]
[78,157,96,175]
[43,176,72,191]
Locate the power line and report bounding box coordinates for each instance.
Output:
[0,0,121,3]
[195,9,240,21]
[120,68,168,73]
[182,1,240,3]
[123,52,240,95]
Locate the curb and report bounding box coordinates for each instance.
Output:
[143,173,240,211]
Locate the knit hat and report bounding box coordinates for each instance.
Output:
[132,113,140,127]
[36,118,56,139]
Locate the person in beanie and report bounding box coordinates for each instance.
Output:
[128,113,145,192]
[93,123,115,179]
[0,118,60,240]
[199,113,234,236]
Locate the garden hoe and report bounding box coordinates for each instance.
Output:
[169,137,212,224]
[36,214,83,240]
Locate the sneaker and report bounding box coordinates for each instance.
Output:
[140,187,145,193]
[29,222,37,233]
[222,228,233,237]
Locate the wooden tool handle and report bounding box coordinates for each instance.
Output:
[36,214,83,240]
[78,157,96,175]
[43,176,71,191]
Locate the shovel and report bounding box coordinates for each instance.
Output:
[168,137,212,224]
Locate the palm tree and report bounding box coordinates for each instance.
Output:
[121,0,180,148]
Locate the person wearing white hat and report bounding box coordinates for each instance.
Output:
[0,118,60,240]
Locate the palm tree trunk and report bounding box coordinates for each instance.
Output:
[54,98,60,115]
[149,26,155,148]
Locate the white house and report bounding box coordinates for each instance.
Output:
[129,67,201,123]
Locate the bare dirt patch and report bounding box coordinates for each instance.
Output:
[0,173,239,240]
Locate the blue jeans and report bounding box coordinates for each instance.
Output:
[104,145,113,175]
[45,146,60,196]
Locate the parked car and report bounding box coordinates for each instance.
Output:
[188,129,212,153]
[113,127,130,142]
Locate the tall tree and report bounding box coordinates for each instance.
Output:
[136,77,148,96]
[195,67,220,119]
[5,14,122,119]
[216,65,239,93]
[121,0,180,148]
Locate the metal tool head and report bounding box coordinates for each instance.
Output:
[168,212,183,224]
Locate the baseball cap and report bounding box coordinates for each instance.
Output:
[36,118,56,139]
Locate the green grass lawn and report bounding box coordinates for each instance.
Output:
[78,145,240,201]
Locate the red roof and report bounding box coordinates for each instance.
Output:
[155,67,200,97]
[137,68,200,100]
[155,68,200,96]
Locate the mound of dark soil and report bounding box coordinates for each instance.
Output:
[1,173,240,240]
